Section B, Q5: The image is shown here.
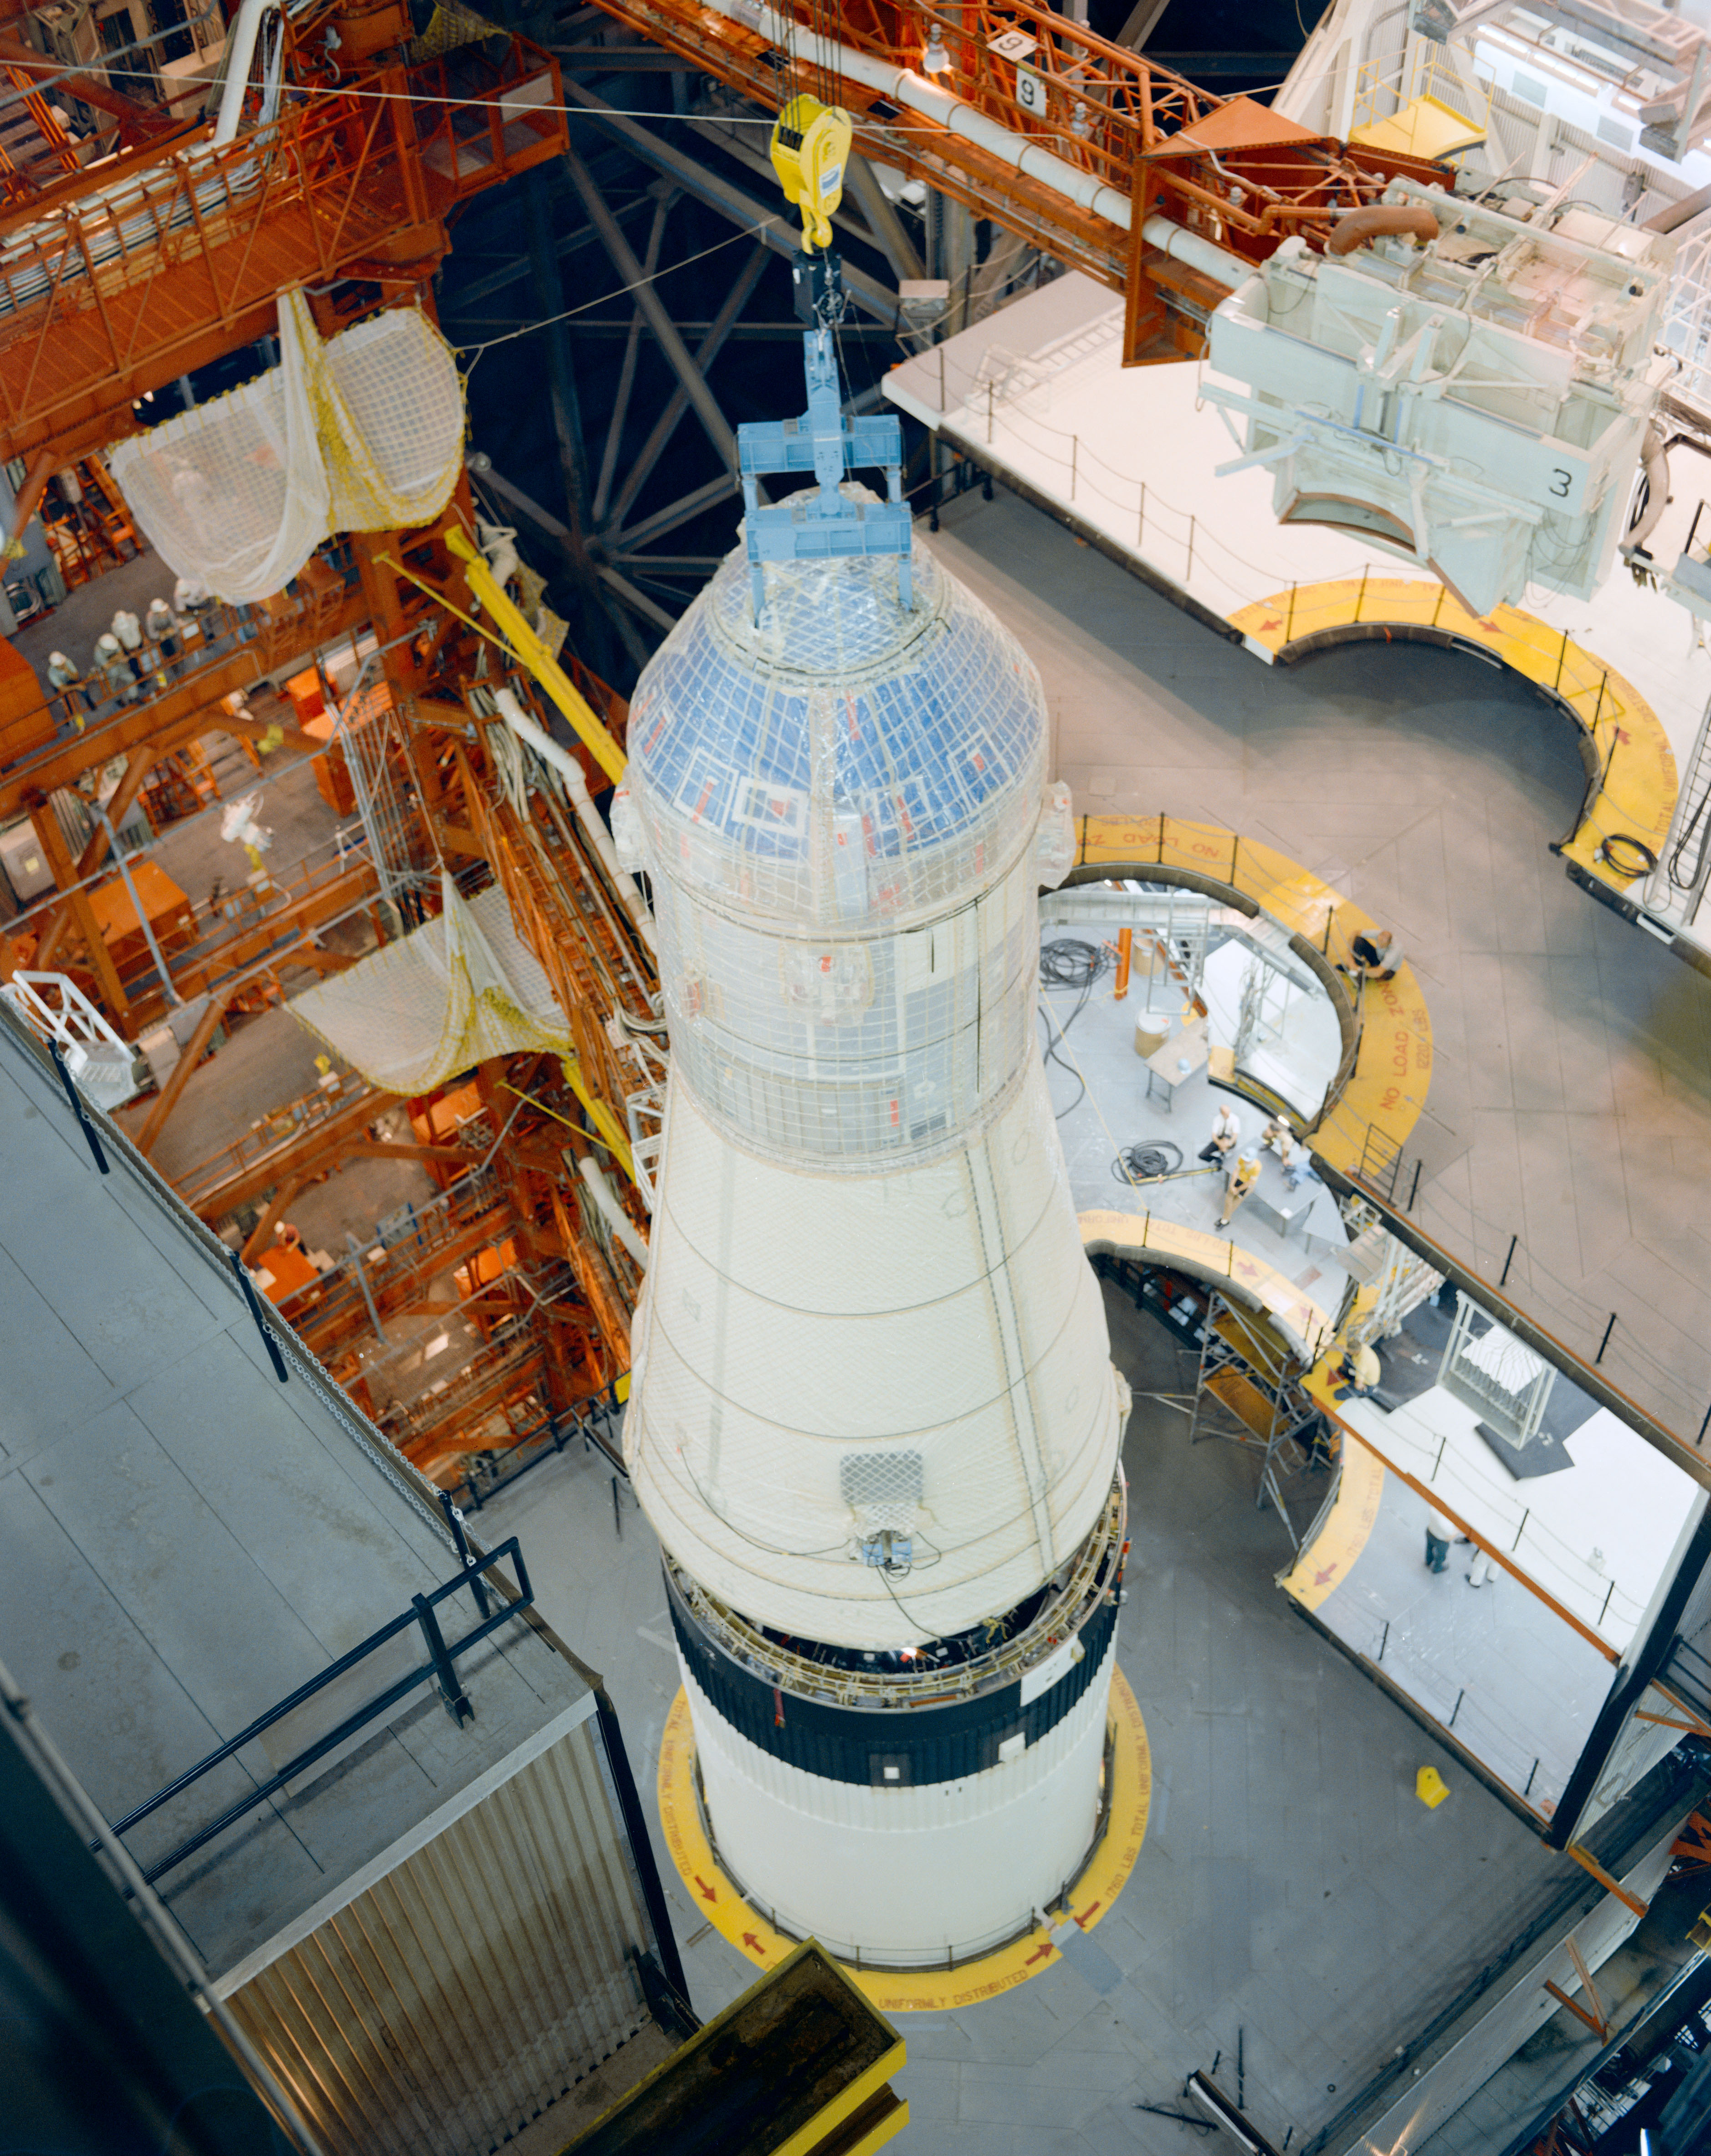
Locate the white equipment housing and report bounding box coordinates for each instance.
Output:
[1203,182,1674,613]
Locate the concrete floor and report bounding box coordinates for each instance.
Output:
[465,485,1711,2154]
[1041,954,1347,1300]
[932,488,1711,1449]
[1313,1471,1612,1816]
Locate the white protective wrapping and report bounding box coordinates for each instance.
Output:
[627,1064,1124,1645]
[108,290,463,603]
[623,536,1126,1648]
[288,875,572,1095]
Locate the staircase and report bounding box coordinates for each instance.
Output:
[0,66,79,206]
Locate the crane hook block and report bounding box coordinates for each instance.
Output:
[770,93,852,252]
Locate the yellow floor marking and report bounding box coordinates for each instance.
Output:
[656,1669,1151,2014]
[1228,579,1676,900]
[1079,1208,1336,1362]
[1075,814,1430,1184]
[1278,1430,1387,1610]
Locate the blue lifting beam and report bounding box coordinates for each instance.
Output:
[738,247,913,620]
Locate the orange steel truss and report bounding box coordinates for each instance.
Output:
[583,0,1444,339]
[0,35,566,467]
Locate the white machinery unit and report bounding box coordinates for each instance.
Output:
[617,473,1130,1966]
[1203,181,1675,613]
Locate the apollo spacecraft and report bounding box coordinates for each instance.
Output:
[612,310,1129,1966]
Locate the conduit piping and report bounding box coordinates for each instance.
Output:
[1325,203,1440,255]
[579,1152,650,1269]
[212,0,279,145]
[1137,212,1253,291]
[492,687,659,955]
[703,0,1133,230]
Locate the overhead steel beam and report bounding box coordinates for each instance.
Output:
[599,564,679,634]
[445,201,643,308]
[603,241,769,535]
[610,474,742,556]
[843,155,926,286]
[561,83,899,324]
[593,190,675,526]
[525,166,595,542]
[562,139,742,478]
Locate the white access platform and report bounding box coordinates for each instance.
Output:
[885,273,1711,966]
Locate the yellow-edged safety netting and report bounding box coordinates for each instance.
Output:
[289,876,572,1095]
[107,289,463,604]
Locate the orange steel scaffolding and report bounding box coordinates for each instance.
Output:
[582,0,1446,355]
[0,35,566,467]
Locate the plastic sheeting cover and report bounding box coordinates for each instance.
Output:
[625,538,1047,929]
[108,290,462,604]
[288,875,571,1095]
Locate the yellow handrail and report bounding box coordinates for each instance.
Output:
[444,526,628,785]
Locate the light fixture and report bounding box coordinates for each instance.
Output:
[921,23,949,75]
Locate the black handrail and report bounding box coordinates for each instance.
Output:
[454,1382,628,1512]
[111,1538,534,1886]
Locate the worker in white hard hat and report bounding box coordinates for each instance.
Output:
[109,606,145,688]
[145,595,179,676]
[93,631,136,706]
[46,649,89,727]
[1217,1150,1263,1231]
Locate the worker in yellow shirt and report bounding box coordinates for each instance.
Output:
[1332,1340,1381,1401]
[1217,1151,1262,1230]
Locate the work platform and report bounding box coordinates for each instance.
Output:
[886,274,1711,972]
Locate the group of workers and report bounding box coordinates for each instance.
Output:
[1196,1101,1308,1230]
[44,579,232,726]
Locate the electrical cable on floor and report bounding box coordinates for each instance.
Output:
[1039,937,1113,1116]
[1111,1140,1183,1186]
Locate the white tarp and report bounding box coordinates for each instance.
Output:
[108,289,463,604]
[288,876,571,1096]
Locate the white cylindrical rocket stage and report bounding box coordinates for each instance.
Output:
[617,531,1129,1966]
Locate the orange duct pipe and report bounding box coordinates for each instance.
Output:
[1113,928,1132,1001]
[1325,205,1439,256]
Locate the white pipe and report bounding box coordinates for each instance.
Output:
[706,0,1132,230]
[1138,212,1252,291]
[492,687,658,954]
[579,1153,650,1269]
[1626,423,1670,554]
[212,0,277,146]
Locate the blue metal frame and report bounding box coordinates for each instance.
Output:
[739,307,912,619]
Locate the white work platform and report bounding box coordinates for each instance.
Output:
[886,274,1711,965]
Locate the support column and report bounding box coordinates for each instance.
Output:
[24,793,131,1031]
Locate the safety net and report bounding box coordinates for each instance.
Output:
[288,875,571,1095]
[108,289,463,604]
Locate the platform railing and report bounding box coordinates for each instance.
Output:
[109,1536,535,1886]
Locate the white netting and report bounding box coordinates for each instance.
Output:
[625,534,1048,932]
[107,289,463,604]
[624,1064,1124,1648]
[288,875,571,1094]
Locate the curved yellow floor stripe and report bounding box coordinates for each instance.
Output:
[1076,813,1430,1183]
[1080,1209,1336,1363]
[1227,577,1676,898]
[1278,1432,1387,1611]
[656,1669,1151,2014]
